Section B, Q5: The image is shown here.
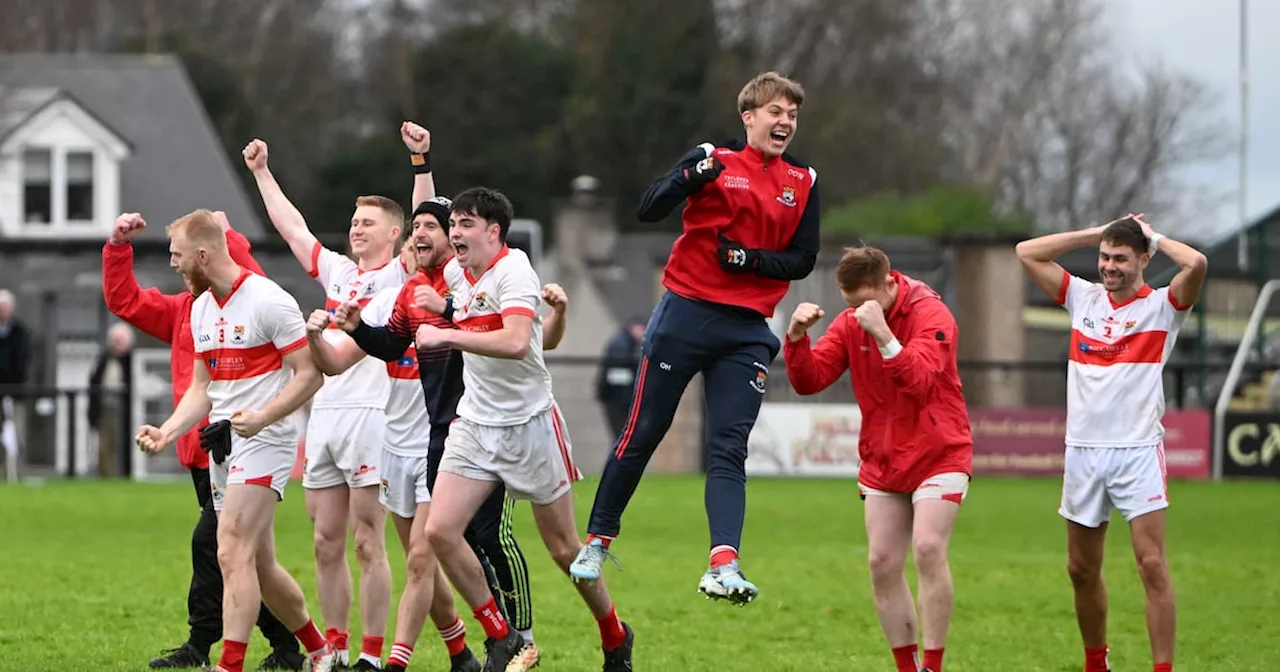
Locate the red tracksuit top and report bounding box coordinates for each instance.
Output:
[101,229,265,469]
[783,271,973,492]
[638,139,820,318]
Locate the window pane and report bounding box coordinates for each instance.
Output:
[66,152,95,221]
[22,148,51,183]
[66,152,93,182]
[24,185,52,224]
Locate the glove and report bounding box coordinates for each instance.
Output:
[718,234,760,273]
[199,419,233,466]
[682,156,725,191]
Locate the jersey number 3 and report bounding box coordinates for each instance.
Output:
[1103,325,1112,339]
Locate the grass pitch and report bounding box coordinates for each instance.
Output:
[0,475,1276,671]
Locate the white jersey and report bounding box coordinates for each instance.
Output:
[309,242,410,409]
[191,271,309,447]
[1058,271,1191,448]
[444,246,554,427]
[363,287,430,456]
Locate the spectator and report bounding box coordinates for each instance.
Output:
[0,289,31,461]
[595,317,647,437]
[88,323,135,478]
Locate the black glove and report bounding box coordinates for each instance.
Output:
[718,234,760,273]
[199,419,233,466]
[682,156,725,191]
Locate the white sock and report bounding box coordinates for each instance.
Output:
[358,651,382,668]
[517,628,534,645]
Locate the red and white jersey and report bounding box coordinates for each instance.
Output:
[1057,271,1191,448]
[191,271,309,447]
[444,246,554,427]
[363,287,429,456]
[309,243,410,409]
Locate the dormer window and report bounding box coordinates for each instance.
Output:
[66,150,94,222]
[22,147,52,225]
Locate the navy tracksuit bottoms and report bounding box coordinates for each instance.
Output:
[586,291,781,552]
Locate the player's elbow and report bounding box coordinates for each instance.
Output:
[1187,251,1208,274]
[505,340,531,360]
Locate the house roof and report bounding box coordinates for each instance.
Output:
[0,86,133,152]
[0,53,263,239]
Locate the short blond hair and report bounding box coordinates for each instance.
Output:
[355,195,405,226]
[737,71,805,113]
[166,209,226,251]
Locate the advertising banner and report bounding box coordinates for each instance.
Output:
[1218,412,1280,479]
[746,403,861,477]
[969,407,1212,479]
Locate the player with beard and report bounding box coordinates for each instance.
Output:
[104,212,305,671]
[1017,214,1207,672]
[243,126,431,668]
[570,71,820,606]
[137,209,337,672]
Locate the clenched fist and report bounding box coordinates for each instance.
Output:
[305,309,331,334]
[541,283,567,314]
[136,425,166,455]
[415,323,447,350]
[242,139,269,172]
[852,300,890,343]
[110,213,147,245]
[787,302,825,341]
[401,122,431,154]
[332,301,362,333]
[413,285,446,314]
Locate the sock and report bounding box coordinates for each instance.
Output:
[709,545,738,568]
[586,533,613,549]
[217,640,248,672]
[923,647,944,671]
[439,618,468,657]
[388,641,414,668]
[892,644,920,672]
[597,605,627,651]
[1154,664,1172,672]
[358,635,383,666]
[517,628,534,645]
[473,596,510,640]
[1085,646,1110,672]
[293,621,329,656]
[324,627,349,653]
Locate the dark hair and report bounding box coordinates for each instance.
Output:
[451,187,514,243]
[835,245,891,291]
[1100,217,1149,255]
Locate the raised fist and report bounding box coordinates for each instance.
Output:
[136,425,166,455]
[787,302,825,341]
[683,155,725,191]
[401,122,431,154]
[541,283,567,313]
[242,139,268,172]
[305,309,331,334]
[413,285,446,314]
[332,301,362,332]
[110,213,146,245]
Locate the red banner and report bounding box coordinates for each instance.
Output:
[969,408,1211,479]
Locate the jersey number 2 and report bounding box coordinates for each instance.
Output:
[1103,325,1112,338]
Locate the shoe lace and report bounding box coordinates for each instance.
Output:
[583,542,623,572]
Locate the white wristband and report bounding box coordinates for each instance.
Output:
[1149,232,1164,255]
[879,337,903,359]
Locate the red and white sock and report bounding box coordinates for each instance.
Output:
[709,545,737,568]
[324,627,349,656]
[1085,646,1110,672]
[891,644,920,672]
[293,621,329,657]
[358,635,383,667]
[388,641,414,668]
[472,597,510,641]
[439,618,467,657]
[586,533,613,548]
[923,647,944,671]
[596,605,627,651]
[217,640,248,672]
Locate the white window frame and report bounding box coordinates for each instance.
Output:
[19,145,99,232]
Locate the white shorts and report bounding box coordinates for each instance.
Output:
[380,450,431,519]
[303,407,385,489]
[859,472,971,505]
[210,437,297,512]
[439,405,582,506]
[1059,443,1168,528]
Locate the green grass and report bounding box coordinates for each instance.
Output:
[1,475,1277,671]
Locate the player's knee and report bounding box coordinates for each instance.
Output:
[405,541,437,583]
[216,535,255,574]
[1066,555,1102,586]
[912,536,949,574]
[312,528,346,565]
[353,526,387,566]
[547,539,580,573]
[867,549,905,582]
[425,520,464,554]
[1135,550,1170,591]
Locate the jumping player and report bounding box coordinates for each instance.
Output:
[1017,215,1207,672]
[136,209,337,672]
[569,71,820,604]
[103,212,304,671]
[243,131,425,667]
[783,246,972,672]
[385,187,633,672]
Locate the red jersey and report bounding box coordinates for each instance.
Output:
[638,139,820,318]
[782,271,972,492]
[101,229,265,469]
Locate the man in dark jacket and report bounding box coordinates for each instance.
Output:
[0,289,31,471]
[88,323,135,478]
[595,318,647,437]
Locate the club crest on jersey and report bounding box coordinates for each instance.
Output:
[750,369,768,393]
[472,292,490,310]
[777,185,797,207]
[232,325,245,344]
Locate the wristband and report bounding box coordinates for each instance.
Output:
[410,151,431,174]
[878,338,903,359]
[441,297,455,322]
[1148,232,1164,255]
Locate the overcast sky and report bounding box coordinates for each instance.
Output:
[1110,0,1279,239]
